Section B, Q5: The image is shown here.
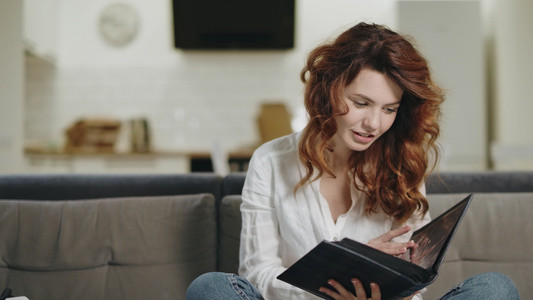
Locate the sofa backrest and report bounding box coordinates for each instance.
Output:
[0,173,222,202]
[425,171,533,193]
[221,171,533,197]
[0,193,217,300]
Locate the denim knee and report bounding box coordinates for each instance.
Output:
[481,272,520,299]
[468,272,519,299]
[186,272,227,300]
[440,272,520,300]
[186,272,264,300]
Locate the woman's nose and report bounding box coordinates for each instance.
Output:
[362,109,380,131]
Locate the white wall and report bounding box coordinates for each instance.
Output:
[17,0,533,172]
[490,0,533,169]
[0,0,24,173]
[24,0,399,154]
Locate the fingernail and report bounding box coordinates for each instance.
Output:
[371,282,377,289]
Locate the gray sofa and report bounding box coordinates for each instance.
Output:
[0,172,532,299]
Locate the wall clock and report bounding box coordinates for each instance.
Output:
[98,3,140,47]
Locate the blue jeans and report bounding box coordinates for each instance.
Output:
[186,272,265,300]
[185,272,519,300]
[438,272,520,300]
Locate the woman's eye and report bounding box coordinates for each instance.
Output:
[385,107,398,114]
[353,101,367,107]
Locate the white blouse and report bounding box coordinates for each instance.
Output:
[239,131,430,300]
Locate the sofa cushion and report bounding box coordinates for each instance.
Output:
[218,195,243,274]
[424,193,533,299]
[0,193,217,300]
[221,173,246,198]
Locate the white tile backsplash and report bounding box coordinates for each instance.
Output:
[25,54,304,153]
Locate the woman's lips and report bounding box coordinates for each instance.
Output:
[353,131,375,143]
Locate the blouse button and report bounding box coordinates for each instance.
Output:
[333,237,338,241]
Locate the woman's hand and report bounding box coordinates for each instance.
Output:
[319,279,419,300]
[319,278,380,300]
[318,227,420,299]
[367,225,415,256]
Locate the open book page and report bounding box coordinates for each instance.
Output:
[400,195,472,270]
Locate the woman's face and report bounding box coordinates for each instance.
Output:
[333,68,403,154]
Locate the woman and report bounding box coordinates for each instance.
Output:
[186,22,519,300]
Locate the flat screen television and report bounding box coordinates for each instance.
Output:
[172,0,295,50]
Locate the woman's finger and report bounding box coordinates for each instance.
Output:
[318,286,340,300]
[370,282,382,300]
[352,278,368,300]
[383,240,415,255]
[328,279,356,299]
[372,225,411,243]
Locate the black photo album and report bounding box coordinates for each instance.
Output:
[277,194,473,300]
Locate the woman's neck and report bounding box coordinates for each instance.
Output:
[328,137,354,174]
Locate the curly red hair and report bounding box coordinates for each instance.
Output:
[298,23,444,223]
